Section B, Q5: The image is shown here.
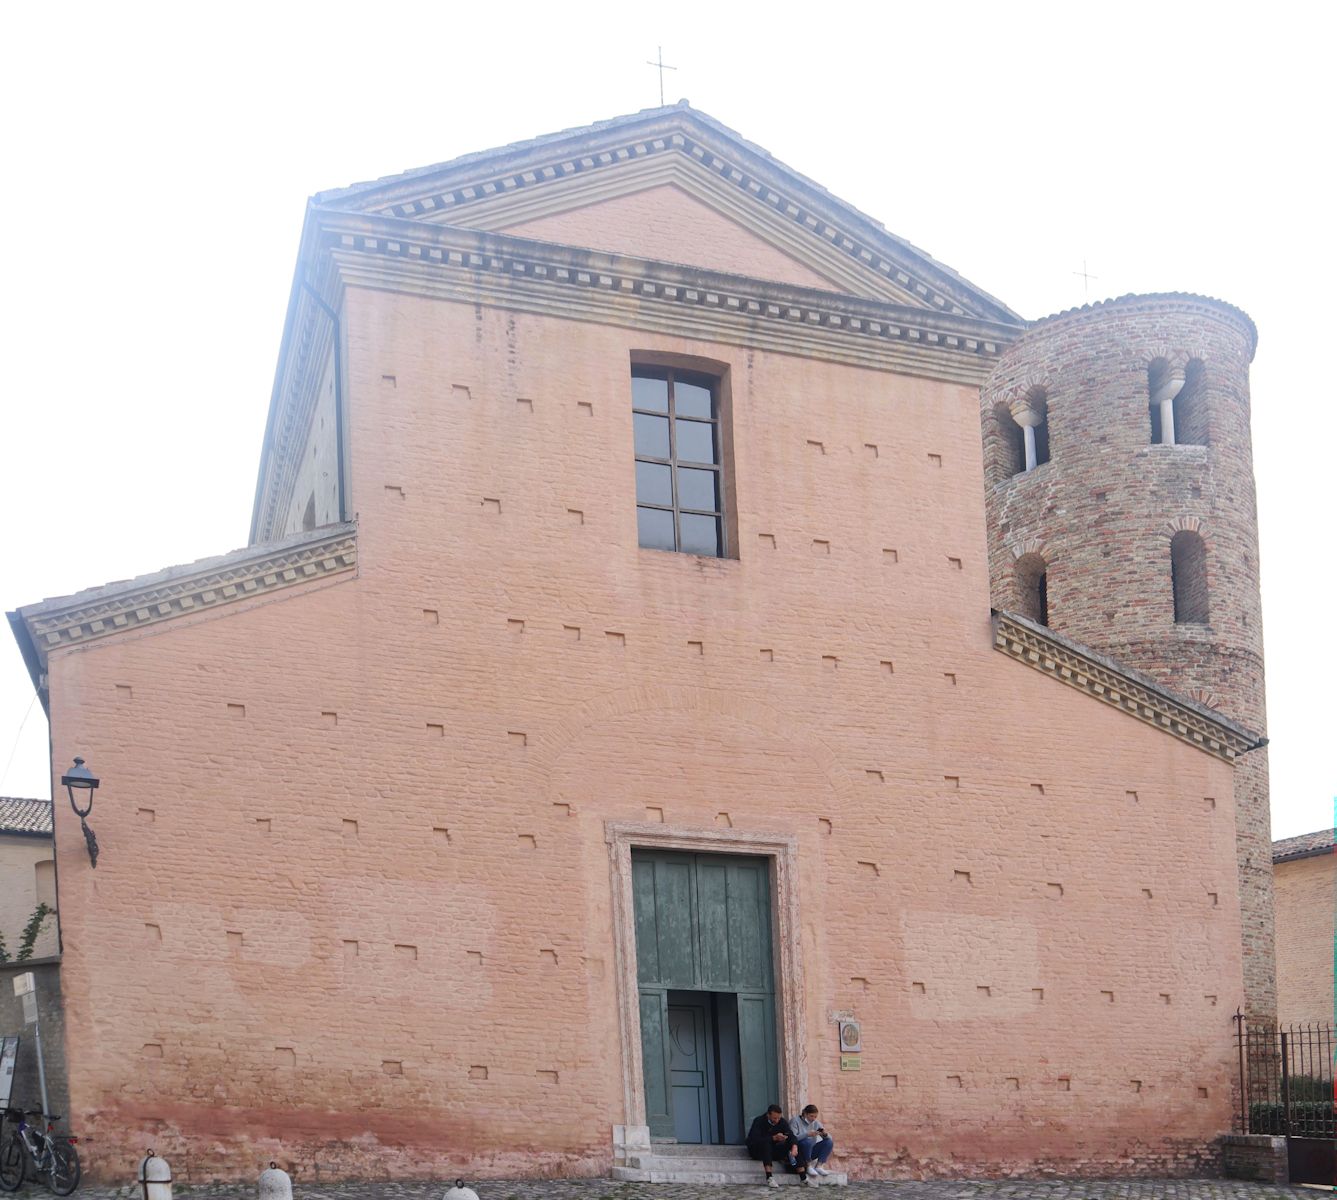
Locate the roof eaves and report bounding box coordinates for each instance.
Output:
[311,103,1022,326]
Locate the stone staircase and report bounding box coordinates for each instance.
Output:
[611,1142,848,1186]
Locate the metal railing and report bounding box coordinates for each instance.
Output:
[1236,1012,1336,1139]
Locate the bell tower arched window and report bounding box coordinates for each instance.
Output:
[993,404,1026,479]
[1150,359,1208,446]
[1015,552,1049,626]
[1170,530,1209,624]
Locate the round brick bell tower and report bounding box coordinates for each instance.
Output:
[980,293,1274,1018]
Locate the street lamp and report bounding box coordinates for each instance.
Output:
[60,756,101,868]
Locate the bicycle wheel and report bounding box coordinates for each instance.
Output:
[47,1141,80,1196]
[0,1134,25,1192]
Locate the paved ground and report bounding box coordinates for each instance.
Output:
[20,1179,1317,1200]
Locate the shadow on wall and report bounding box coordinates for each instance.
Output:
[0,961,68,1121]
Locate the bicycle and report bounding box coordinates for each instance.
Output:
[0,1108,81,1195]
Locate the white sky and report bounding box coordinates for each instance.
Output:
[0,1,1331,839]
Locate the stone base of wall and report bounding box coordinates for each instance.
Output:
[850,1138,1221,1181]
[1221,1134,1288,1183]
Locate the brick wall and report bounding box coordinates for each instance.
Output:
[1274,852,1335,1025]
[37,282,1251,1182]
[980,296,1274,1019]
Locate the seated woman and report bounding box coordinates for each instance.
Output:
[789,1104,835,1177]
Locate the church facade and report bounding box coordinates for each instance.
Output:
[9,105,1270,1182]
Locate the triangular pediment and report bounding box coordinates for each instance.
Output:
[315,105,1018,321]
[477,178,852,296]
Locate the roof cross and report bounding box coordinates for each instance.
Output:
[1073,259,1099,301]
[645,46,677,107]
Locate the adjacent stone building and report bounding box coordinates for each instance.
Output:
[1272,829,1334,1027]
[8,104,1271,1182]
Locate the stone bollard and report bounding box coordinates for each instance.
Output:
[444,1180,479,1200]
[137,1151,172,1200]
[258,1162,293,1200]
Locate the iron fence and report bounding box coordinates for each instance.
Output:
[1236,1012,1336,1138]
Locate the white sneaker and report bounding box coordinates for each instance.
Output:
[766,1176,779,1188]
[813,1165,831,1176]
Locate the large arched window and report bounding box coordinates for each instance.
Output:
[1170,530,1209,624]
[1150,358,1208,446]
[1015,552,1049,626]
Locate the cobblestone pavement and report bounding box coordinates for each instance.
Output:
[23,1179,1317,1200]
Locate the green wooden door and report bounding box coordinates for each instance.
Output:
[632,851,777,1139]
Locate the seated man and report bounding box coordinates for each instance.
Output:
[789,1104,835,1177]
[745,1103,809,1187]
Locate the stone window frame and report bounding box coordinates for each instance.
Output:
[604,820,807,1141]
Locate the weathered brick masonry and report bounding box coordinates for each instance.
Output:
[10,106,1268,1182]
[981,297,1273,1018]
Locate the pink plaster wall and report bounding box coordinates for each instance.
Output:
[45,288,1244,1182]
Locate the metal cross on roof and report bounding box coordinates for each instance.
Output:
[646,46,677,107]
[1073,259,1099,300]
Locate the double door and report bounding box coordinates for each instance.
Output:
[633,851,779,1144]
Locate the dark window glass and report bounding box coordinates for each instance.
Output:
[677,467,718,512]
[635,461,673,506]
[631,375,669,413]
[679,513,721,557]
[675,419,716,464]
[674,380,714,419]
[631,366,725,557]
[633,412,670,458]
[637,506,676,551]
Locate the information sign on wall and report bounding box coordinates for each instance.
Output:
[0,1037,18,1108]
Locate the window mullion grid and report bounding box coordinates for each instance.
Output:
[667,371,682,552]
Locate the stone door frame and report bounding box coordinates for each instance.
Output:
[605,820,807,1146]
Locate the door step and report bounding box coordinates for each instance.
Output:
[612,1150,847,1185]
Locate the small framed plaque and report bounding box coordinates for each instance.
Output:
[839,1054,861,1072]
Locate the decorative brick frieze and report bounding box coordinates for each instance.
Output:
[15,524,357,670]
[991,611,1261,763]
[320,213,1016,384]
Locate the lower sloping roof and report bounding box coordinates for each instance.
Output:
[0,797,53,838]
[1273,828,1336,863]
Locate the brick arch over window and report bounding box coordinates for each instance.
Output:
[1014,551,1049,626]
[1170,529,1209,624]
